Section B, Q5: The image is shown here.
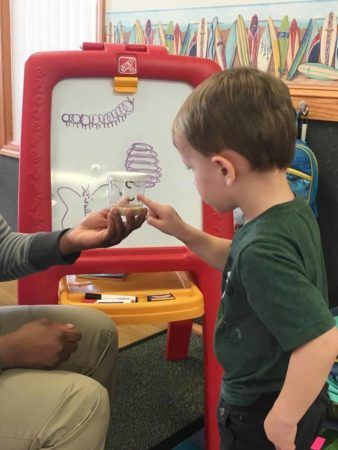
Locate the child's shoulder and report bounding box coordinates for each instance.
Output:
[240,198,315,236]
[233,199,319,260]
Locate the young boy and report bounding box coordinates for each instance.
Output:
[139,67,338,450]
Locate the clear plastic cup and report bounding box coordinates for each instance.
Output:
[107,171,148,215]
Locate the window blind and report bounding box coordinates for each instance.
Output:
[10,0,98,144]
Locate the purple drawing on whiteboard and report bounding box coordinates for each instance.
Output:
[61,97,135,130]
[56,184,107,228]
[125,143,162,188]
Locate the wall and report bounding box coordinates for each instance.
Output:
[106,0,297,12]
[11,0,97,144]
[0,156,18,230]
[307,121,338,308]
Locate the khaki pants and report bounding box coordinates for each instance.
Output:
[0,306,118,450]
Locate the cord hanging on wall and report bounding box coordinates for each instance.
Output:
[298,100,309,141]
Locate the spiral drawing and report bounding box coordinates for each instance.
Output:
[125,142,162,188]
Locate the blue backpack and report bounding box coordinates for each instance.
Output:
[233,139,318,229]
[327,307,338,423]
[286,139,319,216]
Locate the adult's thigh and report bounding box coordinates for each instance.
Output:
[0,369,110,450]
[0,305,118,392]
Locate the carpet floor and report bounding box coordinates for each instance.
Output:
[105,331,204,450]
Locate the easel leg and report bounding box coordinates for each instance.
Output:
[166,319,193,360]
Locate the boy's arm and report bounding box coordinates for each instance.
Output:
[179,222,232,271]
[140,195,231,271]
[264,326,338,450]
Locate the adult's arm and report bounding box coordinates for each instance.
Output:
[0,214,77,281]
[0,207,146,281]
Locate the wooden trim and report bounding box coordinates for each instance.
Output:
[0,143,20,159]
[96,0,106,42]
[287,82,338,122]
[0,0,13,148]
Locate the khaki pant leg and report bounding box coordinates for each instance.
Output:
[0,369,109,450]
[0,305,118,396]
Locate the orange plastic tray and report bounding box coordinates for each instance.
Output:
[58,271,204,324]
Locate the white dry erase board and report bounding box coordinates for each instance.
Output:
[50,78,201,247]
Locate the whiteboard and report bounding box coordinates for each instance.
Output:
[51,78,202,247]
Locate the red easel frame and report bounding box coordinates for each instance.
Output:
[18,43,234,450]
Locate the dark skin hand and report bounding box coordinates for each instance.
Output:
[0,319,81,369]
[59,207,148,255]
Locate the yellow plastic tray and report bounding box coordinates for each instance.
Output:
[58,271,204,324]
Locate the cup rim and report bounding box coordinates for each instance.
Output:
[107,171,148,181]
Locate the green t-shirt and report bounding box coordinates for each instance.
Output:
[214,198,335,406]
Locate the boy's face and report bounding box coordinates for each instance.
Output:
[173,133,235,213]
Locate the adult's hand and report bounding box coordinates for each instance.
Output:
[58,207,147,256]
[0,319,81,370]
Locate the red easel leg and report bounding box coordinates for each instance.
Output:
[166,319,193,360]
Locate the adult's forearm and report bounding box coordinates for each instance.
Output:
[27,229,79,268]
[0,214,78,281]
[272,326,338,425]
[0,215,34,281]
[0,333,16,369]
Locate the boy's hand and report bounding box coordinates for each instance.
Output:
[59,207,147,255]
[138,195,188,240]
[0,319,81,369]
[264,406,296,450]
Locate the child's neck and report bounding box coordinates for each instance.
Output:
[238,169,295,223]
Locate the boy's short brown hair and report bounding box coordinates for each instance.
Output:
[173,67,296,171]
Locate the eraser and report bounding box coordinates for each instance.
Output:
[147,293,175,301]
[311,437,326,450]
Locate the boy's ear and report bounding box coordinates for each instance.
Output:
[211,155,236,186]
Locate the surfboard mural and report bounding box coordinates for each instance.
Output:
[278,15,289,75]
[320,11,337,66]
[287,18,314,80]
[257,24,272,72]
[268,17,281,77]
[248,14,259,68]
[236,15,250,67]
[225,20,237,69]
[105,3,338,85]
[197,17,208,58]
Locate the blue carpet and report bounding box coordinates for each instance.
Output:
[173,443,203,450]
[172,428,204,449]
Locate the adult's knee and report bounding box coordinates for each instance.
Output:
[70,307,117,340]
[57,306,118,354]
[83,308,118,353]
[45,374,111,448]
